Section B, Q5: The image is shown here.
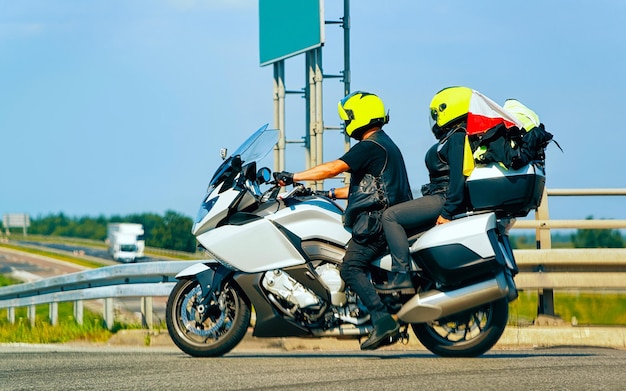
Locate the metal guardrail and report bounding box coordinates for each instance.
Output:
[1,188,625,329]
[514,248,626,289]
[0,261,199,329]
[511,188,626,317]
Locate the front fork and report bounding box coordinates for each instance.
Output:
[191,264,234,320]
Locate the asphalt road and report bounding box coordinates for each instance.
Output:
[14,240,165,263]
[0,344,624,390]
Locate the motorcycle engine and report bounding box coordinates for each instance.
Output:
[262,269,320,308]
[261,264,346,310]
[315,263,346,306]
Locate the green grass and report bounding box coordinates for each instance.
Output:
[0,275,140,344]
[0,303,113,344]
[509,291,626,326]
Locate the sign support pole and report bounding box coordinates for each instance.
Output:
[273,60,286,172]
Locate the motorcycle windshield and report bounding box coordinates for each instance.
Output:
[232,124,278,165]
[208,124,279,189]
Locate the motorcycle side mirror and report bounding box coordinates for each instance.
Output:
[256,167,272,184]
[220,148,227,160]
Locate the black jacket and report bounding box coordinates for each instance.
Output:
[342,130,412,226]
[421,130,466,219]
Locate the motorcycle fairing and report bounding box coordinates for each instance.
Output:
[192,185,238,236]
[196,217,307,273]
[196,196,350,272]
[233,272,316,338]
[268,200,350,246]
[175,262,214,279]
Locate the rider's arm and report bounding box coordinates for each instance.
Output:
[293,159,350,182]
[439,132,466,223]
[331,186,349,199]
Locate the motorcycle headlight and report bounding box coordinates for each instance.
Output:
[195,195,219,224]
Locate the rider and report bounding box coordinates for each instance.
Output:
[381,86,471,276]
[274,91,412,350]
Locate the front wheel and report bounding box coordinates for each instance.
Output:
[411,297,509,357]
[166,278,251,357]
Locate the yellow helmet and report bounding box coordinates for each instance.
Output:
[503,99,540,131]
[338,91,389,140]
[429,86,472,139]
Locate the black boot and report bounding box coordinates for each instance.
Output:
[361,315,400,350]
[381,272,414,291]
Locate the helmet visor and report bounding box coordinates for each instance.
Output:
[429,108,437,131]
[337,96,356,129]
[338,105,354,122]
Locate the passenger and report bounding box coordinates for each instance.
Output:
[382,86,471,277]
[274,91,412,350]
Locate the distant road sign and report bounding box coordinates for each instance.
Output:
[3,213,30,235]
[259,0,324,66]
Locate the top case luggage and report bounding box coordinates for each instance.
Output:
[465,162,545,217]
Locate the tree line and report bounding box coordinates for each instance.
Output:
[3,211,197,253]
[511,216,624,249]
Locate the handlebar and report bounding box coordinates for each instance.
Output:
[277,184,309,199]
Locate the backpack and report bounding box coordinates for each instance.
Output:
[469,98,561,171]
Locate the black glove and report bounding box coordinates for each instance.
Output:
[314,190,328,197]
[273,171,294,186]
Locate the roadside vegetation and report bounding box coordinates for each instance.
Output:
[508,290,626,326]
[16,211,198,252]
[511,216,624,249]
[0,275,118,343]
[0,307,113,344]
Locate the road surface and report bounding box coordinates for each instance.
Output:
[0,344,624,390]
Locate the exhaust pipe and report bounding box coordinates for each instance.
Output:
[397,272,511,323]
[311,324,371,338]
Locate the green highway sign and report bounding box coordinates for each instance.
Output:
[259,0,324,66]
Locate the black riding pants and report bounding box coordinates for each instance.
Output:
[381,194,446,271]
[339,235,389,323]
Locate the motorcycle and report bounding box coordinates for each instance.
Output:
[166,124,526,358]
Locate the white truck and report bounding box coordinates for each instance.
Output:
[106,223,145,263]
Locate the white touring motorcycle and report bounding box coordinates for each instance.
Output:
[166,124,545,357]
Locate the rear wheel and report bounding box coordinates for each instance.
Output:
[411,298,509,357]
[166,278,251,357]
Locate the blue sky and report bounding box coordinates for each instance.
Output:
[1,0,625,224]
